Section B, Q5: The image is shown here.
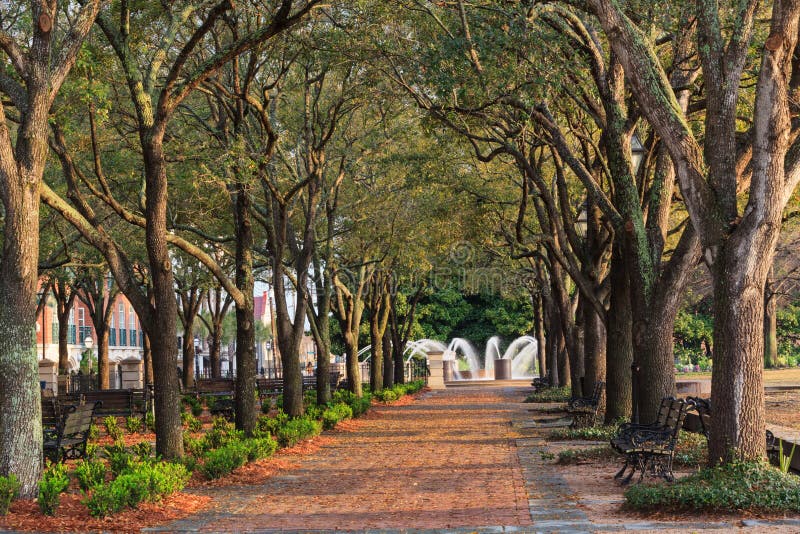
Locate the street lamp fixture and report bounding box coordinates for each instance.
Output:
[630,132,646,424]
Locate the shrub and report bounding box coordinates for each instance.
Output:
[184,434,205,457]
[275,416,322,448]
[0,474,19,515]
[673,432,708,467]
[84,462,189,517]
[125,416,143,434]
[130,440,154,461]
[200,441,249,479]
[256,410,290,437]
[144,411,156,432]
[375,389,398,402]
[182,395,203,417]
[105,442,136,476]
[322,403,353,430]
[181,412,202,432]
[244,436,278,461]
[75,459,107,491]
[204,418,244,449]
[333,389,372,417]
[88,423,99,441]
[103,416,123,441]
[625,460,800,513]
[525,386,571,403]
[38,462,70,516]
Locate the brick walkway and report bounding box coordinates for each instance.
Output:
[151,387,533,532]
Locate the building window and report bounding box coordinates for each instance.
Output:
[118,303,126,346]
[110,314,116,346]
[129,308,136,346]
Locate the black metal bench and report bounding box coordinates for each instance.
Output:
[566,381,605,428]
[195,378,235,397]
[611,397,690,484]
[531,374,550,391]
[43,401,102,463]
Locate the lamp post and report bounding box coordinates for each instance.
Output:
[629,133,647,424]
[194,336,201,379]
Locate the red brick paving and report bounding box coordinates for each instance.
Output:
[179,387,532,531]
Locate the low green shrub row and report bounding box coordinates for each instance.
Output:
[84,462,189,517]
[322,403,353,430]
[373,380,425,402]
[38,463,70,516]
[274,416,322,448]
[333,389,372,416]
[0,474,19,515]
[525,386,571,403]
[624,460,800,513]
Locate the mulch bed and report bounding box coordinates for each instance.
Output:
[0,391,421,532]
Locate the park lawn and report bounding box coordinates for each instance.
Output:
[677,367,800,385]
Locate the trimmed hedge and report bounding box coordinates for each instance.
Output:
[84,462,189,517]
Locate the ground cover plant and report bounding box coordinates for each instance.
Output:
[525,387,571,403]
[624,460,800,513]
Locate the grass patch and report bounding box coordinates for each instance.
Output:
[625,460,800,513]
[525,386,570,403]
[557,446,617,465]
[549,424,618,441]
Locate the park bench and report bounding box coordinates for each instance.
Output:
[684,396,779,461]
[566,381,605,428]
[43,401,102,463]
[610,397,690,484]
[82,389,149,418]
[195,379,236,420]
[195,378,235,397]
[256,377,284,401]
[531,374,550,392]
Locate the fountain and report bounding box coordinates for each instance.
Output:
[406,336,538,381]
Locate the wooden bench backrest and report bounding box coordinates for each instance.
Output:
[83,390,133,411]
[662,398,689,442]
[196,379,235,394]
[62,402,99,437]
[42,398,61,428]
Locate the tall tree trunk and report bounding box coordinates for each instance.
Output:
[143,332,154,386]
[0,180,41,495]
[58,309,70,374]
[605,244,633,423]
[583,302,606,388]
[393,341,405,385]
[181,331,195,389]
[345,340,362,396]
[369,316,383,391]
[533,291,546,378]
[764,272,779,368]
[544,292,560,387]
[210,323,222,378]
[98,329,110,390]
[382,330,394,388]
[234,181,257,435]
[142,135,182,459]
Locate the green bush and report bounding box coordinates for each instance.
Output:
[181,412,202,432]
[182,395,203,417]
[204,417,244,449]
[322,403,353,430]
[275,416,322,448]
[103,416,123,441]
[130,440,154,461]
[184,434,205,457]
[332,389,372,417]
[84,462,189,517]
[75,459,107,491]
[0,474,19,515]
[525,386,571,403]
[38,462,70,516]
[256,410,290,437]
[125,416,143,434]
[625,460,800,513]
[144,411,156,432]
[244,436,278,461]
[104,442,136,476]
[375,389,399,402]
[88,423,99,441]
[200,441,249,479]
